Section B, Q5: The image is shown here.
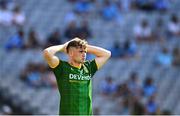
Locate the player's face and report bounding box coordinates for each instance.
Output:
[72,47,87,64]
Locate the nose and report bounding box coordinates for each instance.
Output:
[82,52,86,57]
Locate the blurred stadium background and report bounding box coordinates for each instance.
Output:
[0,0,180,115]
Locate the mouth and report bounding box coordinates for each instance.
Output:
[82,57,85,60]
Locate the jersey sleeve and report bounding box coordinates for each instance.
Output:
[87,59,98,76]
[51,60,64,81]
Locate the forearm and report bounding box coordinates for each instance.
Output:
[43,38,79,60]
[87,45,111,57]
[44,44,66,55]
[43,43,67,62]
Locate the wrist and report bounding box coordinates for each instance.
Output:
[86,44,93,52]
[62,43,67,53]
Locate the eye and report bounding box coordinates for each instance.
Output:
[80,51,87,53]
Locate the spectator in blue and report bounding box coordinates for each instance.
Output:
[100,76,117,96]
[110,41,123,58]
[26,28,40,49]
[77,19,92,39]
[23,63,43,88]
[155,0,170,11]
[143,76,156,98]
[74,0,94,15]
[64,20,79,40]
[116,82,131,97]
[145,95,159,114]
[5,29,24,51]
[101,0,120,21]
[26,64,42,88]
[155,47,173,67]
[123,40,137,57]
[45,29,62,48]
[127,72,142,97]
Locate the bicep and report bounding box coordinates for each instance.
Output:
[95,56,109,69]
[43,50,60,68]
[47,56,60,68]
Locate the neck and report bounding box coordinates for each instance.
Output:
[69,60,82,69]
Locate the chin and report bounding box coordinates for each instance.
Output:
[81,60,85,63]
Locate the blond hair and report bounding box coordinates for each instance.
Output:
[66,38,87,53]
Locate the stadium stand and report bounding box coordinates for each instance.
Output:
[0,0,180,115]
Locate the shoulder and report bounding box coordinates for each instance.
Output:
[51,60,67,69]
[84,59,95,65]
[84,59,98,69]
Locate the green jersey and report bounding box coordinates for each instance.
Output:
[51,59,98,115]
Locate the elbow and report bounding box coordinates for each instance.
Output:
[43,49,50,58]
[107,50,111,59]
[43,49,48,55]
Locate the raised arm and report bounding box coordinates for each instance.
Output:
[43,37,74,68]
[87,45,111,69]
[43,38,79,68]
[43,44,66,68]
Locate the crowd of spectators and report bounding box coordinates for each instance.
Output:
[98,72,171,115]
[4,29,25,51]
[45,28,62,48]
[2,0,179,92]
[63,19,92,40]
[20,62,57,89]
[110,39,138,59]
[133,19,155,42]
[67,0,172,20]
[0,0,26,27]
[1,0,179,115]
[154,46,180,67]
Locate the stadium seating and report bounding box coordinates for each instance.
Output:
[0,0,180,115]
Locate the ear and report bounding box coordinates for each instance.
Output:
[68,48,74,57]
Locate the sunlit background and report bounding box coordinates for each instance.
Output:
[0,0,180,115]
